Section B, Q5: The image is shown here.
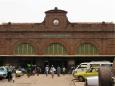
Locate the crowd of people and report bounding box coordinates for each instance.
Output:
[26,64,67,78]
[44,65,66,78]
[0,64,75,82]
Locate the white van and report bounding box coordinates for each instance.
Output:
[72,61,112,74]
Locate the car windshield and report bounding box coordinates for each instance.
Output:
[78,64,87,68]
[0,68,4,71]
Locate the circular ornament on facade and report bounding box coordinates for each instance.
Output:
[53,19,59,25]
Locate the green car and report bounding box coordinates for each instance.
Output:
[73,67,98,82]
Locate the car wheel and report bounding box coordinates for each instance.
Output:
[99,67,113,86]
[78,76,85,82]
[0,77,3,80]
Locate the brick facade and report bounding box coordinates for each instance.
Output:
[0,7,115,67]
[0,8,115,56]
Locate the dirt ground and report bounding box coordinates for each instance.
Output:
[0,74,84,86]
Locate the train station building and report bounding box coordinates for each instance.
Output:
[0,7,115,68]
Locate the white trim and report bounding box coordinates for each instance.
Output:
[0,55,115,57]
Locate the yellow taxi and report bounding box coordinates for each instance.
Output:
[73,67,98,82]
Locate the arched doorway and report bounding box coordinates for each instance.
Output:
[44,43,68,68]
[15,43,35,55]
[75,43,99,65]
[45,43,67,55]
[77,43,98,55]
[15,43,36,67]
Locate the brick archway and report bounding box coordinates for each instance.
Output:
[11,39,39,55]
[75,40,101,55]
[45,42,67,55]
[40,39,70,55]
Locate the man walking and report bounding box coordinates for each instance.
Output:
[45,65,49,76]
[57,66,61,77]
[50,65,56,78]
[7,69,12,82]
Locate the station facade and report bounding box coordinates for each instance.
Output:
[0,7,115,68]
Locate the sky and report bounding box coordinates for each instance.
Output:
[0,0,115,24]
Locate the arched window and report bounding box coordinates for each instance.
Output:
[15,43,35,55]
[45,43,67,55]
[77,43,98,55]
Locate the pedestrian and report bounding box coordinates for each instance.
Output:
[45,65,49,76]
[71,66,75,74]
[57,66,61,77]
[7,69,12,82]
[36,66,41,76]
[12,73,15,83]
[62,66,66,75]
[27,64,31,77]
[32,65,36,76]
[50,65,56,78]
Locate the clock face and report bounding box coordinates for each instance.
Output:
[53,19,59,25]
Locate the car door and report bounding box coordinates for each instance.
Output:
[84,68,98,78]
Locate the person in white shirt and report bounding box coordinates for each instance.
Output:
[50,65,56,78]
[45,65,49,76]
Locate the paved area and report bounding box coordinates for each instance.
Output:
[0,74,84,86]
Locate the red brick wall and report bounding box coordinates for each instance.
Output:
[0,9,115,55]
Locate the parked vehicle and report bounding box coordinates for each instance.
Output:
[0,67,8,79]
[73,62,89,72]
[15,69,23,77]
[74,67,98,82]
[72,61,112,77]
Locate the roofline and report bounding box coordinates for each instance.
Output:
[45,7,67,14]
[0,55,115,57]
